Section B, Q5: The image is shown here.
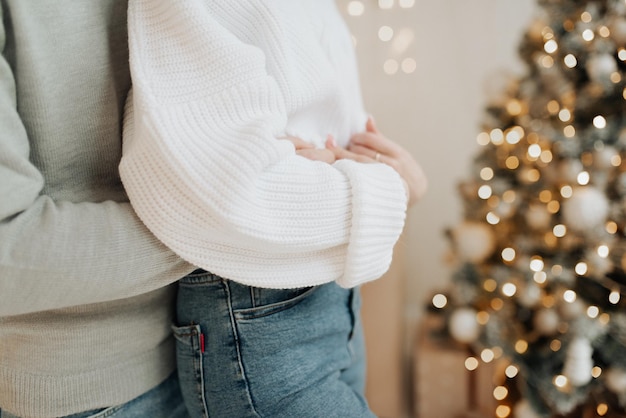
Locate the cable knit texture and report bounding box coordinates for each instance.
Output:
[121,0,408,289]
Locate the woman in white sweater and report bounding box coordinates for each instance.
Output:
[120,1,427,416]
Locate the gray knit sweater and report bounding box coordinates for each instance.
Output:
[0,1,194,416]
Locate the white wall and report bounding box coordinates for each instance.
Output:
[340,0,537,321]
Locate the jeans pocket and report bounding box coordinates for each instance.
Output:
[232,285,317,320]
[171,324,208,418]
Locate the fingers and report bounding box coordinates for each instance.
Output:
[296,148,336,164]
[281,135,336,163]
[347,143,380,160]
[349,132,399,156]
[366,115,379,134]
[329,144,376,163]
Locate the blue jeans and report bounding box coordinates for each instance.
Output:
[173,271,376,418]
[0,372,188,418]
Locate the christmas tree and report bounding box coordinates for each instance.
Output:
[433,1,626,417]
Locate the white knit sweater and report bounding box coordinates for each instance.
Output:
[120,0,408,289]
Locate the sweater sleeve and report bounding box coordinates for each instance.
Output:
[0,6,194,317]
[120,0,408,289]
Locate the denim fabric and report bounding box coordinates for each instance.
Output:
[0,372,188,418]
[173,271,376,418]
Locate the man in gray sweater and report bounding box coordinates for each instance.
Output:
[0,2,194,416]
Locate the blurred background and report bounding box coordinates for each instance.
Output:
[336,1,535,416]
[342,1,626,417]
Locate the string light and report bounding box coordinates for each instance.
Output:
[606,221,618,234]
[541,55,554,68]
[534,271,547,284]
[560,185,573,198]
[599,26,611,37]
[502,283,517,297]
[558,109,571,122]
[465,357,479,371]
[502,247,516,262]
[547,100,560,114]
[528,143,542,159]
[530,257,544,272]
[490,128,505,145]
[540,149,553,163]
[547,200,560,213]
[486,212,500,225]
[564,54,577,68]
[587,305,599,318]
[481,348,495,363]
[495,405,511,418]
[383,59,399,75]
[502,190,516,203]
[592,366,602,378]
[505,365,519,378]
[378,26,394,42]
[564,125,576,137]
[582,28,595,41]
[401,58,416,74]
[505,156,520,169]
[478,185,492,199]
[477,311,490,325]
[432,294,447,308]
[611,72,621,83]
[515,339,528,354]
[597,245,609,258]
[563,290,577,302]
[506,99,523,115]
[594,115,607,129]
[347,1,365,16]
[554,374,568,388]
[491,298,504,310]
[493,386,508,400]
[553,224,567,237]
[575,262,588,275]
[544,39,558,53]
[482,279,496,292]
[539,190,552,202]
[505,128,522,144]
[477,132,491,146]
[480,167,494,181]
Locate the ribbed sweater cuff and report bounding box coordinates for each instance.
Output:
[333,159,408,288]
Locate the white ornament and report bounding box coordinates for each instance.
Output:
[558,159,584,183]
[563,337,594,386]
[513,399,542,418]
[452,222,496,263]
[449,308,480,343]
[606,368,626,393]
[518,283,542,308]
[561,187,609,232]
[534,308,560,335]
[525,204,552,230]
[587,53,617,83]
[594,146,618,169]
